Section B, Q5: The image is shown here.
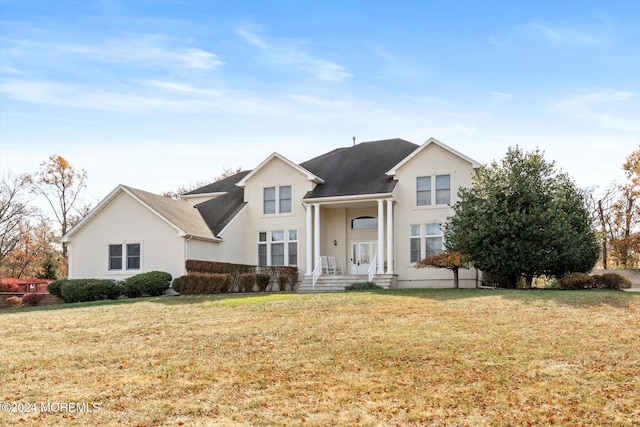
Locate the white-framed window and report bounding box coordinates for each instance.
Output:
[279,186,292,213]
[416,176,432,206]
[288,230,298,266]
[108,243,141,271]
[435,175,451,205]
[264,188,276,214]
[351,216,378,229]
[410,225,421,263]
[409,224,443,263]
[271,231,285,266]
[109,244,123,270]
[425,224,443,258]
[258,232,268,266]
[263,185,292,215]
[417,174,451,206]
[258,230,298,266]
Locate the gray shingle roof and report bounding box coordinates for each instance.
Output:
[172,139,420,238]
[300,138,418,198]
[124,186,215,238]
[184,170,251,195]
[194,188,247,235]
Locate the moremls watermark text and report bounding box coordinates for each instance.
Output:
[1,401,100,414]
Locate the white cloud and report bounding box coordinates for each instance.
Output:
[528,21,605,46]
[7,37,224,71]
[236,28,268,49]
[236,27,351,82]
[552,89,640,132]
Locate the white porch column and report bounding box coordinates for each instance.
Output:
[305,204,313,275]
[313,204,321,271]
[377,199,385,274]
[386,199,394,274]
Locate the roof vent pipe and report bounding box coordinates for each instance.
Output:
[353,136,356,146]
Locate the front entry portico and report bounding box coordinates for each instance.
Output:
[304,198,394,278]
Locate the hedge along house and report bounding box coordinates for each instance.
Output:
[61,138,482,289]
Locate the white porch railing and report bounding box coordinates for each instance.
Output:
[368,255,377,283]
[312,257,322,290]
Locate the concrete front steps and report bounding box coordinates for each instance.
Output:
[297,274,396,292]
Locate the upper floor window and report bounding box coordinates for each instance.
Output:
[279,186,292,213]
[417,174,451,206]
[435,175,451,205]
[416,176,431,206]
[264,185,292,214]
[264,188,276,214]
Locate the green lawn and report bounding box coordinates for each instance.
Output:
[1,289,639,426]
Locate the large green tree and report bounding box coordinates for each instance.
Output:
[445,146,599,288]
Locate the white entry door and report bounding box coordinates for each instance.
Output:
[351,241,377,275]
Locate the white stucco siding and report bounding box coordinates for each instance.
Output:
[242,157,314,275]
[67,192,186,281]
[392,142,479,288]
[323,208,347,263]
[186,206,250,264]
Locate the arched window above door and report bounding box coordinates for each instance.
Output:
[351,216,378,229]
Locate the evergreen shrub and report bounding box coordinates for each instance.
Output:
[345,282,382,291]
[123,271,171,298]
[171,276,182,293]
[60,279,122,303]
[256,274,271,292]
[46,280,64,297]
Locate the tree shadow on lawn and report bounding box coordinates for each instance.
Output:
[4,289,637,314]
[0,292,303,314]
[0,296,147,314]
[378,287,640,309]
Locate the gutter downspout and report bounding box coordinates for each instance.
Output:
[184,235,193,276]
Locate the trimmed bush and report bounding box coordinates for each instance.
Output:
[180,273,232,294]
[171,276,182,293]
[46,279,64,297]
[186,260,255,292]
[272,266,298,291]
[558,273,594,290]
[123,271,172,298]
[592,273,632,290]
[22,293,45,306]
[240,274,256,293]
[345,281,383,291]
[187,260,298,293]
[60,279,122,303]
[5,296,22,307]
[256,274,271,292]
[0,282,20,293]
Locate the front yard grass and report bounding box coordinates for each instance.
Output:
[1,289,639,426]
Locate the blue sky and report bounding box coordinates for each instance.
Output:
[1,0,638,208]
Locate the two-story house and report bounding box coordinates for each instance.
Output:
[61,137,482,289]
